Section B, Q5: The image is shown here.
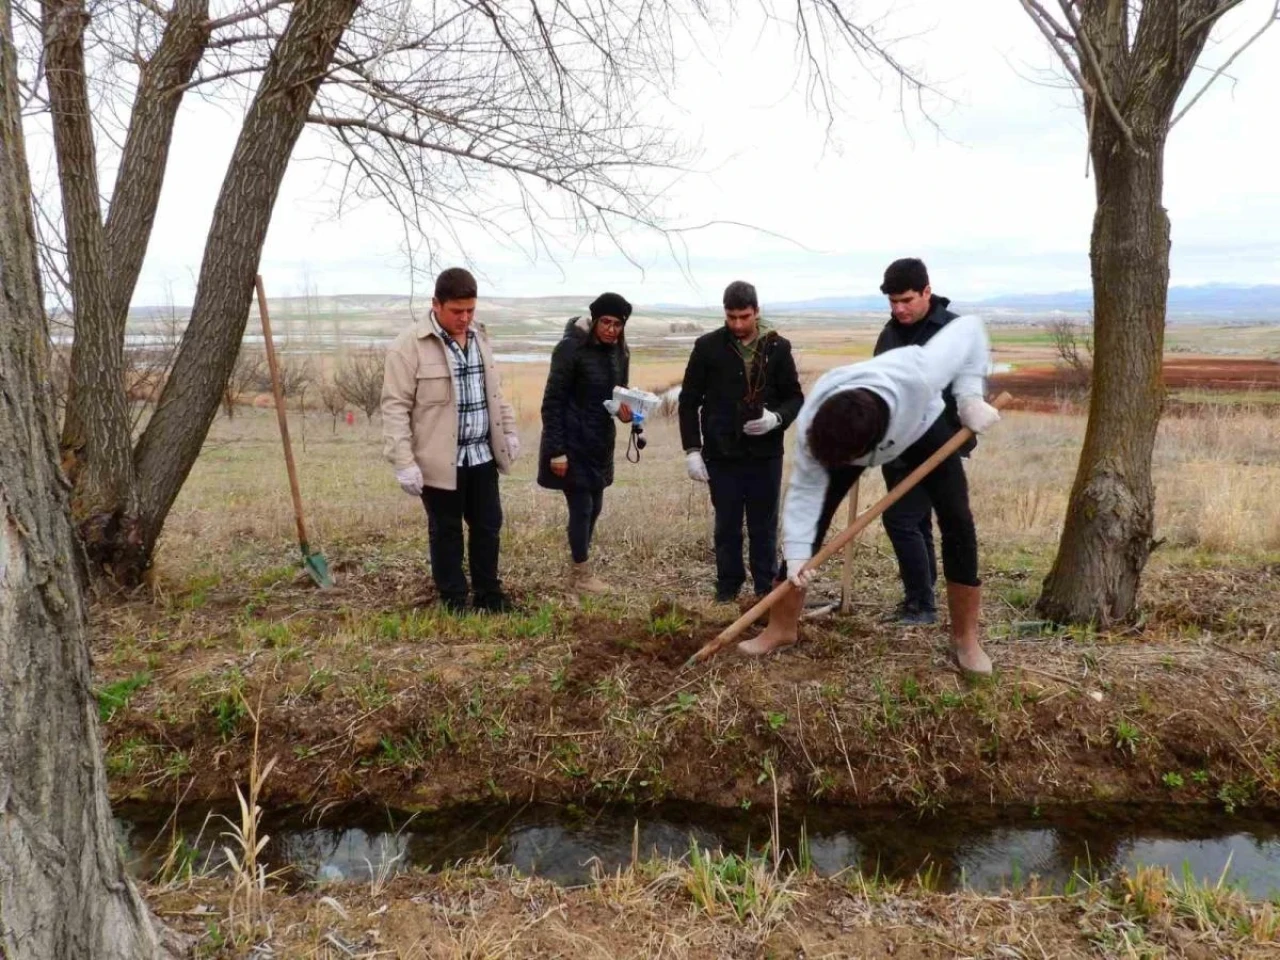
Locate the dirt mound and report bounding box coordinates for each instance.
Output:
[565,602,716,691]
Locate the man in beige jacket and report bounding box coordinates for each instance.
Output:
[382,268,520,612]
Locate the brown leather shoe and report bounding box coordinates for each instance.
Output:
[946,582,992,676]
[570,561,612,596]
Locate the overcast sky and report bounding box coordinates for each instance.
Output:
[25,0,1280,307]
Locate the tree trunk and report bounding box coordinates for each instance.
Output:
[129,0,360,566]
[1037,135,1169,624]
[42,0,145,575]
[0,2,163,953]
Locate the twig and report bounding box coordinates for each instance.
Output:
[1172,0,1280,127]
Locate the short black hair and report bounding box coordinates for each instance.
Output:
[880,258,930,296]
[807,389,889,471]
[723,280,758,312]
[434,267,478,303]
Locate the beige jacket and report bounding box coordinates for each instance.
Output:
[381,318,518,491]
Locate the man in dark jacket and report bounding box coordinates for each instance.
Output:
[874,258,977,625]
[679,281,804,602]
[537,293,633,595]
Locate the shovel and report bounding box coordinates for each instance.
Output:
[255,274,334,589]
[687,391,1013,665]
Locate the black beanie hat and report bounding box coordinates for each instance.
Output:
[589,292,632,323]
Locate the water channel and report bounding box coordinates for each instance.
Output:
[116,801,1280,894]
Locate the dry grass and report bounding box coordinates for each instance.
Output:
[147,854,1280,958]
[153,393,1280,595]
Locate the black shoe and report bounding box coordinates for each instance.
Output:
[714,584,743,603]
[438,594,469,614]
[897,601,937,626]
[473,592,515,614]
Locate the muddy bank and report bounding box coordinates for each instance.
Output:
[96,565,1280,816]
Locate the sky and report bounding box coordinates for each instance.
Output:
[22,0,1280,308]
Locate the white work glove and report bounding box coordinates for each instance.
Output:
[957,396,1001,434]
[602,398,622,416]
[743,409,781,436]
[685,450,710,483]
[505,433,521,460]
[786,558,815,589]
[396,464,424,496]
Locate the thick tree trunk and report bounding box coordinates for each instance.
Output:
[130,0,360,562]
[0,2,163,954]
[104,0,210,319]
[42,0,145,575]
[1037,136,1169,624]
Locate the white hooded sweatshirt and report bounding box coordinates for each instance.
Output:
[781,313,991,566]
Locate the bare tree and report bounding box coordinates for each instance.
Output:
[20,0,928,584]
[334,346,386,421]
[1018,0,1279,624]
[1048,315,1093,392]
[223,346,266,419]
[318,374,347,433]
[0,1,170,952]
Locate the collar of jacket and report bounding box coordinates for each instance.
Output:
[717,323,777,350]
[417,311,483,345]
[885,294,952,335]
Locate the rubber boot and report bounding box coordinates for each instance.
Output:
[737,586,803,657]
[946,582,992,676]
[571,561,612,596]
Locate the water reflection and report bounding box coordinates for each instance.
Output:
[116,802,1280,894]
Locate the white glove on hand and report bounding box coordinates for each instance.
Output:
[396,464,424,496]
[602,398,621,416]
[787,560,815,589]
[743,409,781,436]
[505,433,521,460]
[685,450,710,483]
[957,396,1001,434]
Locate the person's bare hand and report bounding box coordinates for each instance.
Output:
[550,456,568,478]
[617,402,633,423]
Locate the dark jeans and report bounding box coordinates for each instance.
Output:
[880,419,979,596]
[421,460,504,604]
[881,461,940,610]
[706,457,783,597]
[563,486,605,563]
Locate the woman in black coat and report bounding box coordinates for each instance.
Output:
[537,292,633,594]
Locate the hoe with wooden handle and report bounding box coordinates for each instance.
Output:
[686,391,1013,666]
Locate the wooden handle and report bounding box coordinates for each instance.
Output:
[255,275,310,548]
[688,392,1013,664]
[839,479,861,614]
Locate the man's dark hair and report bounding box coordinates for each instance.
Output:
[434,267,478,303]
[880,258,930,296]
[807,389,889,471]
[723,280,758,311]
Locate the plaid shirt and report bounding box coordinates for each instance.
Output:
[432,313,493,467]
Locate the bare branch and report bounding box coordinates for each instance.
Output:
[206,0,292,31]
[1056,0,1144,156]
[1172,0,1279,127]
[1018,0,1086,89]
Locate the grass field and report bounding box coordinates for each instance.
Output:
[97,338,1280,958]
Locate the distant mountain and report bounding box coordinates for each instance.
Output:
[765,284,1280,317]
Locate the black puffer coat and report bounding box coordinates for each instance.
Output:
[537,316,630,490]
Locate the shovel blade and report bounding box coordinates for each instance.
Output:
[302,547,334,589]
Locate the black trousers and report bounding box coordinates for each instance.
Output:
[881,418,979,594]
[778,446,979,590]
[421,460,504,603]
[563,486,605,563]
[706,457,783,597]
[881,460,939,609]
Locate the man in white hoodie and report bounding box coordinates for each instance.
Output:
[737,313,1001,674]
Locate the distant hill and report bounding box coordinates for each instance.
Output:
[765,284,1280,318]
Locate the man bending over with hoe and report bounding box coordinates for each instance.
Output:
[737,313,1000,675]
